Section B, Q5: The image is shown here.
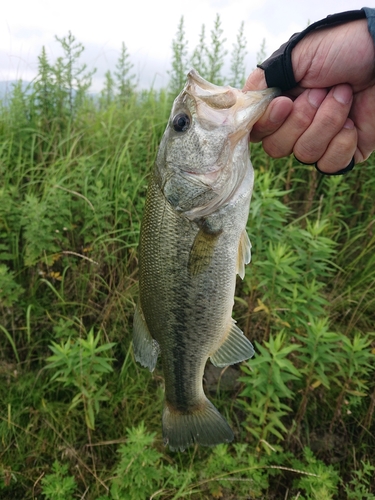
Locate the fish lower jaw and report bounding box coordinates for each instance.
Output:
[181,167,221,185]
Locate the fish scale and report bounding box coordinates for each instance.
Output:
[133,70,279,451]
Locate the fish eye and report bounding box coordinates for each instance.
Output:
[172,113,190,132]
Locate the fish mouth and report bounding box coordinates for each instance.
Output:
[186,69,280,139]
[187,70,238,109]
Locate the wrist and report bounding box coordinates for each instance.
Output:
[362,7,375,45]
[258,9,367,91]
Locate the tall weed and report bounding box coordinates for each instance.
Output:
[0,23,374,500]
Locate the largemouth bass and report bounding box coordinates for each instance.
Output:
[133,70,278,451]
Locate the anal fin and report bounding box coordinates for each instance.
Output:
[133,303,160,372]
[210,319,254,367]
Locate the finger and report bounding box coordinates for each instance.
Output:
[350,86,375,163]
[243,68,267,91]
[293,84,353,164]
[250,97,293,143]
[315,119,357,174]
[261,88,328,158]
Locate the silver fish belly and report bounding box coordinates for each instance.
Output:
[133,70,278,451]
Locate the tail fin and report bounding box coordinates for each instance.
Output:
[162,397,234,452]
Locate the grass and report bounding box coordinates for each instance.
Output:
[1,28,375,500]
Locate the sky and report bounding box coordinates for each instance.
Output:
[0,0,368,92]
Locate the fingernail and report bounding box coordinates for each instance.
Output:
[307,88,327,108]
[343,118,354,129]
[333,85,352,105]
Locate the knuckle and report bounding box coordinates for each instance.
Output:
[293,109,313,131]
[320,113,345,131]
[263,135,292,158]
[319,130,357,172]
[319,153,352,173]
[293,141,321,164]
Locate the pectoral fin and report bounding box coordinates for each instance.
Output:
[133,303,160,372]
[236,230,251,279]
[188,226,222,276]
[210,319,254,367]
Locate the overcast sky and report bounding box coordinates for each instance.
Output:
[1,0,367,91]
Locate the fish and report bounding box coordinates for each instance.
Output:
[133,69,278,451]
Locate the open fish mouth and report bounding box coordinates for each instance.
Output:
[185,69,280,140]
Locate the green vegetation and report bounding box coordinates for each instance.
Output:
[1,17,374,500]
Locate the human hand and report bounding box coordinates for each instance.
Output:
[244,19,375,173]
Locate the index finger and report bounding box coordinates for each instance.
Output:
[250,96,294,143]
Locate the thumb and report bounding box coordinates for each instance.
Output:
[242,67,293,144]
[243,67,268,91]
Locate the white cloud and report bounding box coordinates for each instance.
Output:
[1,0,367,89]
